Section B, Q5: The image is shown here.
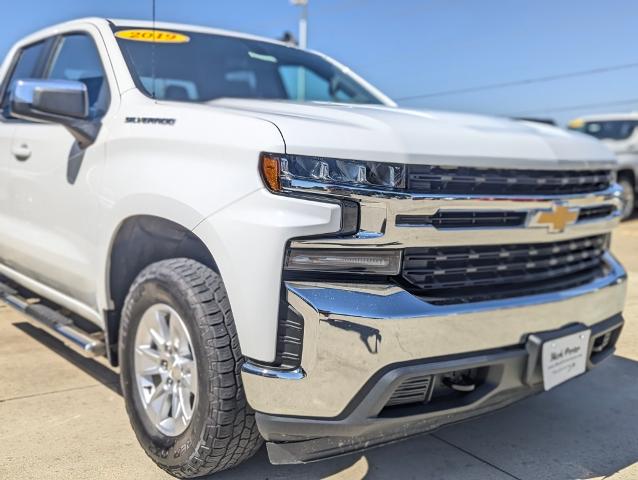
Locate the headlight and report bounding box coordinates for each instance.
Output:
[260,153,406,192]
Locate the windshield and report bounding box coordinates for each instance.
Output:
[570,120,638,141]
[114,27,383,105]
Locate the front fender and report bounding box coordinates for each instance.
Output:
[194,189,341,363]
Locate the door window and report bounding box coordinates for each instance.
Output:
[0,40,48,117]
[46,34,110,118]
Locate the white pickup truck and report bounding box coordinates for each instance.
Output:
[568,114,638,220]
[0,18,628,478]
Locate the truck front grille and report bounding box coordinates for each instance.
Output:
[407,165,613,196]
[402,234,608,304]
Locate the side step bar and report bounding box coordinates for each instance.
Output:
[0,280,105,358]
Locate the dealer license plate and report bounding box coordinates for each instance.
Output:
[541,330,591,391]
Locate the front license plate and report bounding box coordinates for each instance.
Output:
[542,330,591,391]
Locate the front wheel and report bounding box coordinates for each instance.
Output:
[619,177,636,221]
[119,259,262,478]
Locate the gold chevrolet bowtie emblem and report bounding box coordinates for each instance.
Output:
[536,205,579,233]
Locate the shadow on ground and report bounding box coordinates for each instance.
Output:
[17,320,638,480]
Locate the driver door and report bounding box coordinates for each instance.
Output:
[4,30,111,310]
[0,39,52,266]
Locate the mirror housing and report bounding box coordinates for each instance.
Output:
[10,79,99,148]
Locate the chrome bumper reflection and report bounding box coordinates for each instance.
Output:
[242,252,627,418]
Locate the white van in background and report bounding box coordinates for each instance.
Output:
[569,114,638,219]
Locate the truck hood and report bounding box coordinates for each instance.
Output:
[211,99,616,170]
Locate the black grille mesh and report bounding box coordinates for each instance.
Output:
[407,165,613,195]
[395,204,615,230]
[578,205,615,222]
[396,211,527,229]
[402,235,608,304]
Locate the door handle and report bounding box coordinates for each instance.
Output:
[12,144,31,161]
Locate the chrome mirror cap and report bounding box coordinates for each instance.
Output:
[11,78,89,121]
[10,79,99,148]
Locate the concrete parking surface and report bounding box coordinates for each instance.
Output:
[1,217,637,480]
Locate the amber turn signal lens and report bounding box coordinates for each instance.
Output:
[261,154,281,191]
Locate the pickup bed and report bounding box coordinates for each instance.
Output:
[0,17,628,478]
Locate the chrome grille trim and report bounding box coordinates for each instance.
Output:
[291,183,622,249]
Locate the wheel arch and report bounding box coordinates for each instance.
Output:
[104,214,217,366]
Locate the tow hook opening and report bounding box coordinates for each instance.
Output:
[429,367,486,404]
[441,371,477,392]
[589,324,623,365]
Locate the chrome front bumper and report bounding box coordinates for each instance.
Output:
[255,313,623,464]
[242,252,627,418]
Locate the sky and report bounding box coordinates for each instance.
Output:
[1,0,637,125]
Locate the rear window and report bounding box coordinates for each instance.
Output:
[113,27,382,105]
[570,120,638,141]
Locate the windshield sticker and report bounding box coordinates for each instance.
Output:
[115,29,190,44]
[568,118,585,129]
[248,51,278,63]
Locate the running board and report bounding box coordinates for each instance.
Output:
[0,280,105,358]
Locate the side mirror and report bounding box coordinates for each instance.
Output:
[10,79,99,148]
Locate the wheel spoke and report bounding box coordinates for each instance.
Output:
[180,362,197,395]
[178,385,192,422]
[154,387,171,417]
[152,310,170,347]
[135,346,162,376]
[149,327,166,350]
[171,386,181,419]
[148,382,166,403]
[146,384,170,424]
[169,314,190,355]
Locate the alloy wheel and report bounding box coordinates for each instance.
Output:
[133,304,198,436]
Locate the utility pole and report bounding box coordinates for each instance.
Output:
[290,0,308,49]
[290,0,308,101]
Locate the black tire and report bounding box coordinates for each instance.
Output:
[119,258,262,478]
[618,176,636,221]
